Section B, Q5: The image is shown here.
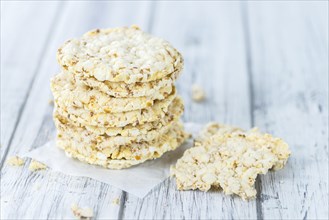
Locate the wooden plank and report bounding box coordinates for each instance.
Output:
[122,2,257,219]
[0,1,61,163]
[246,1,328,219]
[1,1,153,219]
[2,1,327,219]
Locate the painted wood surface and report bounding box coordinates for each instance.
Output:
[1,1,328,219]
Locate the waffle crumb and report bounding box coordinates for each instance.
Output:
[112,197,120,205]
[29,160,47,171]
[48,99,54,105]
[6,156,24,166]
[191,84,206,102]
[71,203,93,220]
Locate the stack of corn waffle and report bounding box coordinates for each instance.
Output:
[51,26,188,169]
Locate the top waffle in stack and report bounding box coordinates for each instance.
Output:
[51,26,188,169]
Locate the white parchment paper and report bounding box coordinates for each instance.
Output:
[22,122,202,198]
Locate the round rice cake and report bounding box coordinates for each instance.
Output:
[54,115,177,147]
[74,67,179,98]
[57,25,183,84]
[54,92,179,128]
[53,97,184,137]
[57,122,189,169]
[51,72,173,113]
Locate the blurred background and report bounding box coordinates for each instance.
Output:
[1,1,328,219]
[2,1,328,124]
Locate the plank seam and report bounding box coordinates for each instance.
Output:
[240,2,263,220]
[240,2,255,127]
[93,182,107,219]
[117,192,127,220]
[0,2,65,170]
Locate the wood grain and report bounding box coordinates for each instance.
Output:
[0,1,61,164]
[122,2,257,219]
[246,2,328,219]
[1,1,328,219]
[1,1,152,219]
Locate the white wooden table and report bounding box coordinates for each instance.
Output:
[1,1,328,219]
